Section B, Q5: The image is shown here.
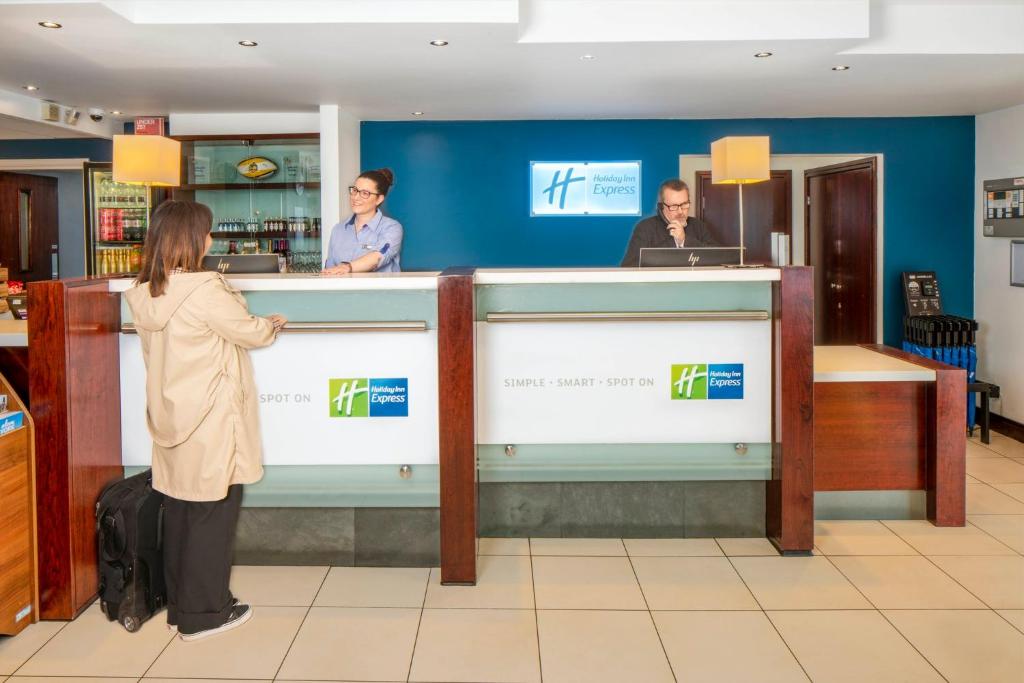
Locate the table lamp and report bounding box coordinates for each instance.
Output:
[710,135,770,266]
[112,134,181,215]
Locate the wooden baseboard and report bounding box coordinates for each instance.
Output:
[990,413,1024,443]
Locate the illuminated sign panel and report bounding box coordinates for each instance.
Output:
[530,161,641,216]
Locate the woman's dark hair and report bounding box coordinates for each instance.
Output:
[358,168,395,196]
[136,200,212,297]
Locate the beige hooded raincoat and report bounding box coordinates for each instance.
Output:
[124,271,276,501]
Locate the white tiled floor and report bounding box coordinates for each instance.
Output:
[2,431,1024,682]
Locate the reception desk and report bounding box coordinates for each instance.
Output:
[28,266,814,614]
[813,344,966,526]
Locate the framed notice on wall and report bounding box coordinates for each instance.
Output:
[530,161,641,216]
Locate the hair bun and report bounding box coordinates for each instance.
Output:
[377,168,395,186]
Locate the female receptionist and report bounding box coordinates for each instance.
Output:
[322,168,403,275]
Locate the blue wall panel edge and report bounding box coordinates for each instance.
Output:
[0,137,113,161]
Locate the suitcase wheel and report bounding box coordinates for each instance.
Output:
[121,615,142,632]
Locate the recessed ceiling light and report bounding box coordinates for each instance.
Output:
[111,110,123,115]
[754,52,773,58]
[22,84,39,91]
[429,39,448,47]
[38,21,62,29]
[832,65,850,71]
[238,40,258,47]
[412,111,425,116]
[580,54,596,61]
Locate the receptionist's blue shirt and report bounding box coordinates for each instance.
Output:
[324,210,403,272]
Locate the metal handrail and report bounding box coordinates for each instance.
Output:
[120,320,428,334]
[484,310,769,323]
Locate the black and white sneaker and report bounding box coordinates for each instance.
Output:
[179,604,252,642]
[168,597,239,634]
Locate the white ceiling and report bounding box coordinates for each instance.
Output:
[0,111,97,138]
[0,0,1022,132]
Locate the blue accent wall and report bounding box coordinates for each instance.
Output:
[0,137,112,160]
[362,117,975,345]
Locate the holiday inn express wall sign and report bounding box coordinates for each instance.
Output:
[530,161,641,216]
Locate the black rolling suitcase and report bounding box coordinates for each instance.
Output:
[96,469,167,632]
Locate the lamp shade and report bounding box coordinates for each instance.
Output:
[112,134,181,186]
[710,136,770,185]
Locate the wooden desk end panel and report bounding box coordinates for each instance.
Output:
[768,266,815,553]
[28,280,123,620]
[0,372,36,635]
[929,367,966,526]
[437,268,477,585]
[859,344,966,526]
[27,281,73,619]
[814,381,927,491]
[67,283,123,612]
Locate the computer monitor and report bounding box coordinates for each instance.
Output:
[202,254,284,274]
[638,247,743,268]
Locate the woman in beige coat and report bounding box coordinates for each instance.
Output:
[125,200,285,641]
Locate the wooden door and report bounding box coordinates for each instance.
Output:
[697,170,791,264]
[805,158,877,345]
[0,172,59,283]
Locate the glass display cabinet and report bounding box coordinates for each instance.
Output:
[173,134,322,272]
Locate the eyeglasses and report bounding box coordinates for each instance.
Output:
[659,201,691,212]
[348,186,381,199]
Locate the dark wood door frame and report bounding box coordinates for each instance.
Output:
[696,169,793,263]
[0,171,59,283]
[804,156,879,343]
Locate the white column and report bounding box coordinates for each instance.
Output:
[319,104,361,266]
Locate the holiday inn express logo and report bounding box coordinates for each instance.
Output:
[329,377,409,417]
[530,161,641,216]
[671,364,744,400]
[542,167,585,209]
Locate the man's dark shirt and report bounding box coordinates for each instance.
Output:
[620,214,720,267]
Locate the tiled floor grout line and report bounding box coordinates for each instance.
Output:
[137,616,181,680]
[916,551,1017,614]
[819,549,952,682]
[403,567,430,683]
[719,552,813,683]
[268,565,332,682]
[528,539,544,683]
[962,518,1024,557]
[624,553,679,683]
[7,617,70,677]
[877,516,1022,558]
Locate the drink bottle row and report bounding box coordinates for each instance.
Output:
[215,216,321,236]
[97,246,143,275]
[209,238,293,256]
[96,178,147,207]
[98,208,148,242]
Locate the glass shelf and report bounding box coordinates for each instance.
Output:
[173,134,323,273]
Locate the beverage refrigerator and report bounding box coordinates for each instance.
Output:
[82,161,163,276]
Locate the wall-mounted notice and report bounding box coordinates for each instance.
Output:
[530,161,641,216]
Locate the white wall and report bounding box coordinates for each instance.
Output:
[319,105,361,265]
[680,154,885,342]
[975,103,1024,424]
[168,112,320,136]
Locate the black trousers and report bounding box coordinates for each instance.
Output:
[163,484,243,633]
